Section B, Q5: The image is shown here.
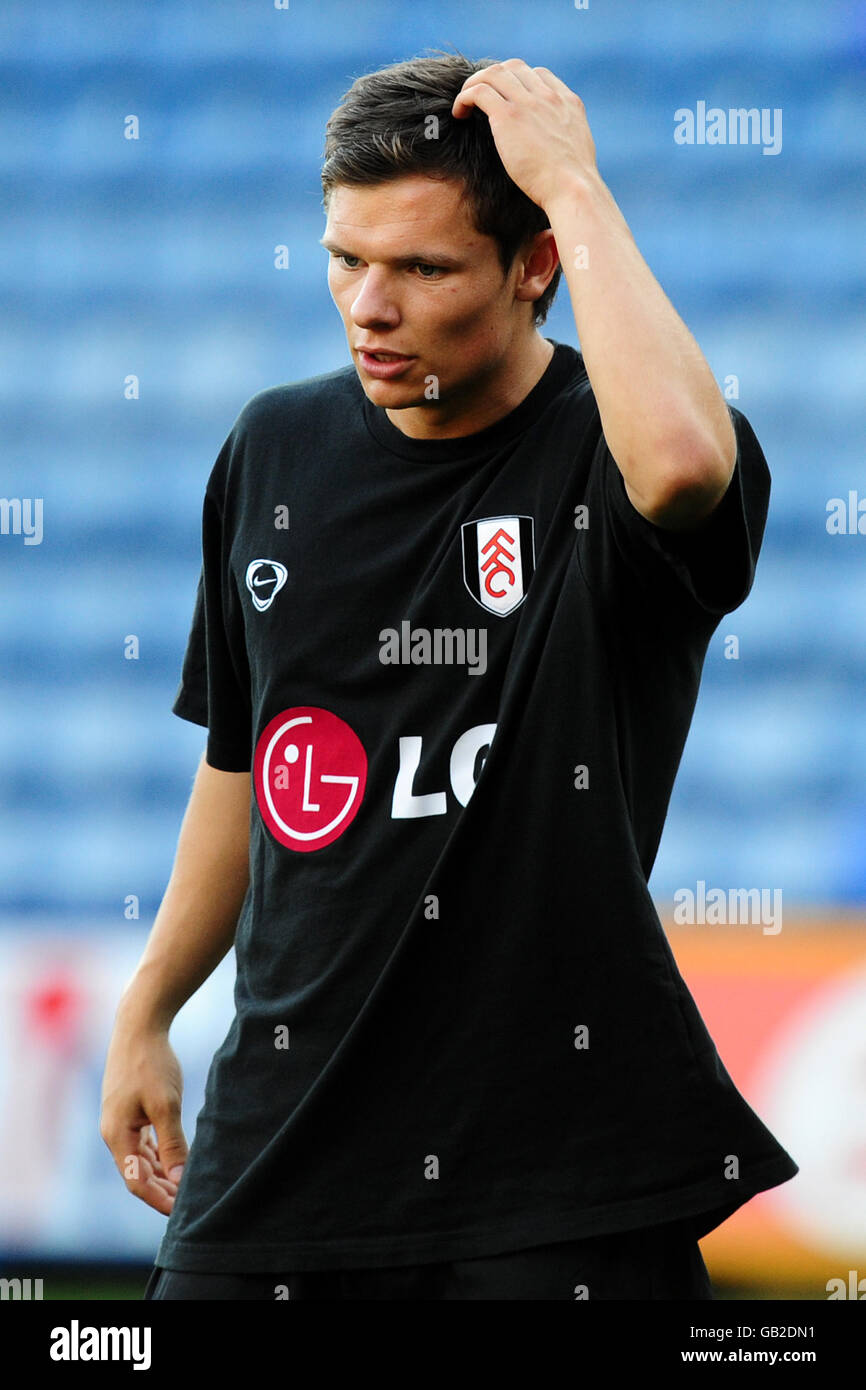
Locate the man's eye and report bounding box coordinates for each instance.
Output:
[332,255,443,277]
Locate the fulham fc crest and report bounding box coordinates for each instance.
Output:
[461,515,535,617]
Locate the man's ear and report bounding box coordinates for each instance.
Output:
[513,229,560,305]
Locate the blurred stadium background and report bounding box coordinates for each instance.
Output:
[1,0,865,1300]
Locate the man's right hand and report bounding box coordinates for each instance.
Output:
[98,752,251,1216]
[100,1020,189,1216]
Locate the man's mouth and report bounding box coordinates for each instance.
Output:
[358,349,413,360]
[357,348,417,379]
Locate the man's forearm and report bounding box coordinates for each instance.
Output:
[450,61,735,529]
[117,753,251,1032]
[546,171,737,530]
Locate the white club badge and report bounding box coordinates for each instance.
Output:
[245,559,288,612]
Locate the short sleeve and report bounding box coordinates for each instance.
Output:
[581,404,771,618]
[171,478,252,772]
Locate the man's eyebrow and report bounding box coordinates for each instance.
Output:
[319,237,464,267]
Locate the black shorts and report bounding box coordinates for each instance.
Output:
[144,1218,715,1301]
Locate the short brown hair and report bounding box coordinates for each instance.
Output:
[321,49,562,326]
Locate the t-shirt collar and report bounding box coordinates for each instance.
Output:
[360,338,578,463]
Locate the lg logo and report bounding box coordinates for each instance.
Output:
[254,707,367,851]
[253,707,495,851]
[391,724,496,818]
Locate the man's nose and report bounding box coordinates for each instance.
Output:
[350,268,400,327]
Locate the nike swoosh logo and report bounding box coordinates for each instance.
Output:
[252,575,275,587]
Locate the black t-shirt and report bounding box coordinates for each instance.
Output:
[156,338,797,1272]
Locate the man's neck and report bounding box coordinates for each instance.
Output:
[384,334,555,441]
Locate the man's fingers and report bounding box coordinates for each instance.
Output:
[140,1133,167,1174]
[452,80,509,120]
[135,1182,174,1217]
[453,61,551,120]
[148,1174,179,1197]
[148,1106,189,1180]
[455,69,519,109]
[119,1148,178,1215]
[532,66,576,99]
[143,1151,168,1180]
[481,62,537,97]
[509,58,569,97]
[116,1127,169,1186]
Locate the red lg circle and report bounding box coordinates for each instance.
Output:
[253,706,367,852]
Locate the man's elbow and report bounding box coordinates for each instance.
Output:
[624,425,737,532]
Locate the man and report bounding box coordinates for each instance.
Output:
[101,52,797,1301]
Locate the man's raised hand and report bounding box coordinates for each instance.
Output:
[452,58,599,212]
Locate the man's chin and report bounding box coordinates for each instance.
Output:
[356,372,431,411]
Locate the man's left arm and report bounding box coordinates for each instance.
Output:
[453,60,737,533]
